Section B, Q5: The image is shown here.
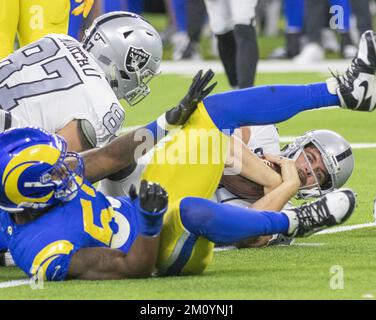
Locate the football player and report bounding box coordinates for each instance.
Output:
[0,0,94,59]
[217,128,354,247]
[0,11,164,151]
[1,25,376,279]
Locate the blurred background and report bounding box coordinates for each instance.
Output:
[69,0,376,62]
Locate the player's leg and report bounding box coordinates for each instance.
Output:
[231,0,259,88]
[204,0,237,88]
[284,0,304,57]
[203,82,339,134]
[329,0,353,56]
[0,0,19,59]
[204,29,376,133]
[18,0,70,47]
[158,188,356,275]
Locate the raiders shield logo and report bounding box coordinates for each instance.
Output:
[125,46,151,73]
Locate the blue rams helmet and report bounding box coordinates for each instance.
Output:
[0,127,84,212]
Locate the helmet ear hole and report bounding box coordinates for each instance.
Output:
[123,31,133,39]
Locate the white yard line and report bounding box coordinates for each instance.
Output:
[0,278,30,289]
[293,243,325,246]
[314,222,376,235]
[161,60,351,75]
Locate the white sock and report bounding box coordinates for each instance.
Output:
[326,77,340,95]
[282,209,299,236]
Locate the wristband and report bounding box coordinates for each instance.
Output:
[135,199,167,237]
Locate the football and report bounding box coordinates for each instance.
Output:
[221,161,281,202]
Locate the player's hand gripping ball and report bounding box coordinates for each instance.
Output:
[221,158,281,202]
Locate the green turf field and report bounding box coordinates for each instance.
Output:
[0,72,375,300]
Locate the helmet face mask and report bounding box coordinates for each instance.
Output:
[82,11,163,107]
[293,146,325,199]
[281,129,354,199]
[122,62,159,106]
[0,127,85,212]
[41,151,84,203]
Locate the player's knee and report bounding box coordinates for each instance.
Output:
[180,197,215,234]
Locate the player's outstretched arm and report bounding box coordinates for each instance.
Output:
[67,181,168,280]
[81,70,217,183]
[67,237,160,280]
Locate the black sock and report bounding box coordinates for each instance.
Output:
[217,31,238,87]
[286,32,301,58]
[234,24,259,88]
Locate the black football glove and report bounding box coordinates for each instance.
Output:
[129,180,168,213]
[165,69,217,127]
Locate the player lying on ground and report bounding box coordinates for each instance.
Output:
[216,128,354,248]
[1,28,376,279]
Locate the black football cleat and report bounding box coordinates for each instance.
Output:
[331,30,376,112]
[283,188,356,237]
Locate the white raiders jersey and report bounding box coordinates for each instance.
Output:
[245,125,280,156]
[0,34,124,146]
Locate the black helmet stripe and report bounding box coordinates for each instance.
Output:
[336,147,352,162]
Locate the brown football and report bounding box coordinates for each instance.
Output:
[220,161,281,203]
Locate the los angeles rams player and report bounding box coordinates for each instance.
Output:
[0,126,355,280]
[0,0,94,59]
[1,27,375,279]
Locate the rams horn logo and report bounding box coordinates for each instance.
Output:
[125,46,151,73]
[2,144,61,206]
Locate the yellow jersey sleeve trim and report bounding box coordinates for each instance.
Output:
[31,240,74,280]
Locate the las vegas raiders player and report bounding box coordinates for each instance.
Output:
[0,11,214,264]
[0,11,162,151]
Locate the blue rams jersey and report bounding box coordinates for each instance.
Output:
[0,180,139,281]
